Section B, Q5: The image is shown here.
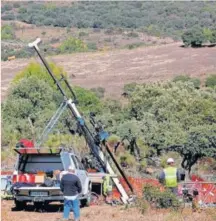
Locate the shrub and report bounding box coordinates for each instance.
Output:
[13,2,20,8]
[173,75,200,89]
[90,87,105,98]
[73,86,103,114]
[18,7,27,13]
[87,42,98,51]
[79,31,89,37]
[135,198,149,214]
[126,42,144,49]
[173,75,191,82]
[210,30,216,44]
[119,151,136,167]
[190,78,201,89]
[1,25,15,40]
[182,27,205,47]
[205,74,216,88]
[127,32,139,38]
[107,134,121,145]
[123,82,138,95]
[104,37,112,42]
[13,61,67,89]
[104,28,114,35]
[66,27,71,33]
[3,4,13,11]
[1,13,15,21]
[143,184,180,209]
[59,37,87,53]
[140,159,147,168]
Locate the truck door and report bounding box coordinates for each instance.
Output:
[71,155,87,194]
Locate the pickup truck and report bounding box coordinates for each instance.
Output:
[12,148,91,210]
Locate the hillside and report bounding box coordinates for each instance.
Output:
[1,42,216,99]
[2,1,216,39]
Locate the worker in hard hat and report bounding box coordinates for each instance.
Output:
[159,158,181,195]
[103,174,113,204]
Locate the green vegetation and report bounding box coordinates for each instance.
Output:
[2,76,59,148]
[59,37,88,53]
[87,42,98,51]
[1,62,102,150]
[126,82,216,171]
[1,45,32,61]
[2,2,216,39]
[1,61,216,173]
[135,198,149,215]
[1,25,15,40]
[13,62,67,88]
[173,75,201,89]
[143,184,180,209]
[205,74,216,88]
[123,82,138,95]
[90,87,105,99]
[182,27,216,47]
[97,80,216,172]
[182,27,206,47]
[119,151,136,167]
[210,30,216,43]
[126,42,146,50]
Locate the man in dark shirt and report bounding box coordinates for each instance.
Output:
[60,166,82,221]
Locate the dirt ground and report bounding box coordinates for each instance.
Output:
[1,43,216,100]
[1,200,216,221]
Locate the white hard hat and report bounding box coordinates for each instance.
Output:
[167,158,174,163]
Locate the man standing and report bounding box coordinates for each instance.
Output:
[159,158,180,195]
[60,166,82,221]
[103,174,113,204]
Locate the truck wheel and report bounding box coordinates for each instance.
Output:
[14,200,27,211]
[33,202,43,211]
[80,197,90,207]
[81,183,91,207]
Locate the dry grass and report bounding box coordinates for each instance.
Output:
[1,200,215,221]
[1,43,216,100]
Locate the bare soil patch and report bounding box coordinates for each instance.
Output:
[1,43,216,99]
[1,200,215,221]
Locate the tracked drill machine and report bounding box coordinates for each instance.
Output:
[27,38,134,204]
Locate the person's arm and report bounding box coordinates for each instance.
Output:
[176,169,181,182]
[158,171,165,184]
[76,177,82,194]
[60,176,64,192]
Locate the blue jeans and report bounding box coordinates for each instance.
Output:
[63,199,80,220]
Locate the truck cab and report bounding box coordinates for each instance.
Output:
[12,148,91,210]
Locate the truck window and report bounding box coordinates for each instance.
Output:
[18,154,64,173]
[75,156,85,170]
[71,155,79,169]
[61,152,72,170]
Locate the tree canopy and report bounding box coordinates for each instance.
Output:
[1,61,216,172]
[2,62,102,149]
[99,82,216,171]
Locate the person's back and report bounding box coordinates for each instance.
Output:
[61,173,82,197]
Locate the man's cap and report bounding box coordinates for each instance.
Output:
[68,165,74,170]
[167,158,174,163]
